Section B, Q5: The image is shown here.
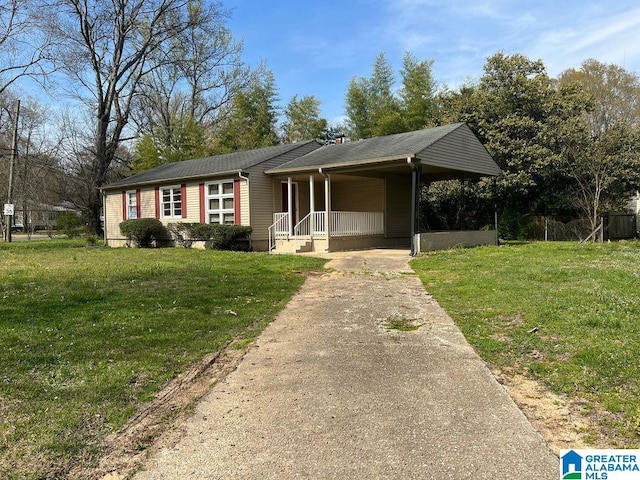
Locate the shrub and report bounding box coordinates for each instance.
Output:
[119,218,165,247]
[205,225,252,251]
[167,222,252,251]
[56,212,84,238]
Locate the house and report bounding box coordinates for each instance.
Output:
[13,201,81,232]
[102,123,502,254]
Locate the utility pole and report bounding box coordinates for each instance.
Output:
[6,99,20,242]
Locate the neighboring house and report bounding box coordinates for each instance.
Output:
[13,201,81,232]
[102,123,502,254]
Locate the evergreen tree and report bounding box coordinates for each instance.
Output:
[132,114,208,173]
[282,95,327,143]
[400,52,438,130]
[437,52,591,238]
[344,52,403,139]
[213,70,280,153]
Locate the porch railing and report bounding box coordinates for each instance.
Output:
[268,212,290,251]
[270,211,384,251]
[294,211,326,237]
[330,211,384,237]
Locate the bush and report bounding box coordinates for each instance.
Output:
[56,212,84,238]
[119,218,165,247]
[205,225,252,251]
[167,222,252,251]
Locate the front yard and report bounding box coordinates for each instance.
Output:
[5,239,640,477]
[411,241,640,447]
[0,240,324,479]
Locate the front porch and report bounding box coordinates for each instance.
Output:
[267,167,415,254]
[269,210,387,253]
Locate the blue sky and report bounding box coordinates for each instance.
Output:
[227,0,640,123]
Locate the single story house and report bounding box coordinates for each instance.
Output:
[12,201,81,232]
[102,123,502,254]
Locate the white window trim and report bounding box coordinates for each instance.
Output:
[160,185,183,219]
[205,179,235,225]
[126,189,137,219]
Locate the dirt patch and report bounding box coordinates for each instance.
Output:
[493,368,603,452]
[69,339,249,480]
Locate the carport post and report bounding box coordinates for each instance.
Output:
[321,169,331,250]
[409,159,419,256]
[287,177,293,236]
[493,177,499,245]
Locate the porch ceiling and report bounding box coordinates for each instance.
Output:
[265,123,501,180]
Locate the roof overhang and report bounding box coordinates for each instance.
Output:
[101,169,247,191]
[265,154,416,176]
[267,156,498,181]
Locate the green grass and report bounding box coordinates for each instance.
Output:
[0,239,325,479]
[385,317,423,331]
[411,241,640,446]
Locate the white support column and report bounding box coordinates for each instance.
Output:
[324,173,331,240]
[309,175,315,236]
[287,177,293,236]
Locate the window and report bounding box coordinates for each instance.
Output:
[161,186,182,219]
[206,180,234,224]
[126,190,138,219]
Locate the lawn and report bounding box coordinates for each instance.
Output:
[411,241,640,447]
[0,240,325,479]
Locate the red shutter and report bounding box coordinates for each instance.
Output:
[154,187,160,219]
[199,183,205,224]
[122,191,127,220]
[181,184,187,219]
[234,178,241,225]
[135,189,141,218]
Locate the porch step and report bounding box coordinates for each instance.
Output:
[271,237,325,254]
[295,240,312,253]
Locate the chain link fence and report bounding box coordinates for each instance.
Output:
[529,215,638,241]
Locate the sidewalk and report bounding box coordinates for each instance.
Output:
[134,249,559,479]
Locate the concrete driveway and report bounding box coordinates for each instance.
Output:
[135,249,559,479]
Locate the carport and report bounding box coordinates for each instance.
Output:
[265,123,502,255]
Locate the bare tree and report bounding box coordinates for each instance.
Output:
[0,0,51,96]
[176,1,252,125]
[45,0,203,233]
[559,60,640,233]
[132,0,253,153]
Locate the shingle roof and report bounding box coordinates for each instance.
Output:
[266,123,501,176]
[103,141,322,190]
[104,124,500,190]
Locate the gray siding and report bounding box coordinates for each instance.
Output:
[418,124,501,176]
[247,142,321,241]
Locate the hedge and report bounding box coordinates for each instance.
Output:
[168,222,252,251]
[119,218,165,247]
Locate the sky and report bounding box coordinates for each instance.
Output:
[227,0,640,123]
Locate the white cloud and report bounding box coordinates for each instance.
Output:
[568,7,640,53]
[526,5,640,75]
[381,0,640,86]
